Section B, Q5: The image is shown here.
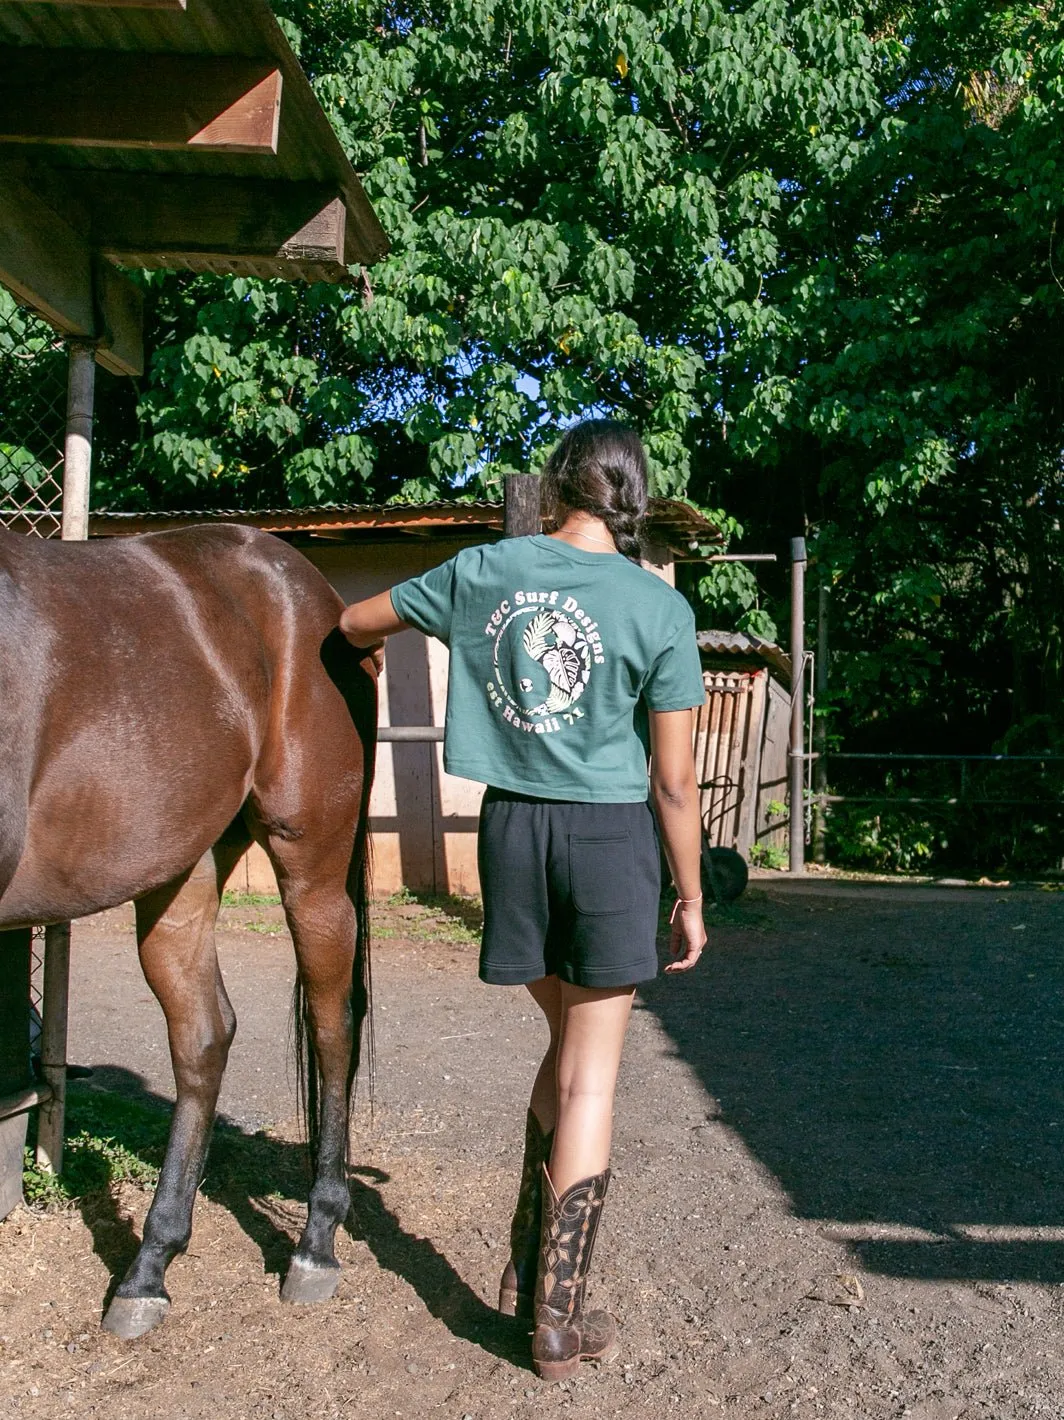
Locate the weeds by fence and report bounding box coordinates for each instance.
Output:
[813,753,1064,875]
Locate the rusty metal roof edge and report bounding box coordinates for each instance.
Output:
[90,500,504,524]
[90,496,724,539]
[697,629,793,685]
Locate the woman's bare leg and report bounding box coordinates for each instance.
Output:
[549,983,635,1193]
[525,975,561,1131]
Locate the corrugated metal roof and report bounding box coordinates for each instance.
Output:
[86,496,725,555]
[697,629,792,685]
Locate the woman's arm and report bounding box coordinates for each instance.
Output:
[339,590,410,649]
[649,708,707,973]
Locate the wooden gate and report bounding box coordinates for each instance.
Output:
[694,667,791,859]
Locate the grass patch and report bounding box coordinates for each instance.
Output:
[385,887,418,907]
[378,889,483,945]
[22,1088,311,1219]
[749,843,789,871]
[23,1087,168,1210]
[222,890,282,908]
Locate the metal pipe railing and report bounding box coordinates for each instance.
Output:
[800,749,1063,812]
[377,726,445,742]
[825,752,1064,762]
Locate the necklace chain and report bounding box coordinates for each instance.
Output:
[560,526,617,551]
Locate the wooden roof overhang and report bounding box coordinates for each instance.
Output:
[84,498,726,558]
[0,0,388,377]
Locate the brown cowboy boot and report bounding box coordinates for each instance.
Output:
[498,1111,553,1318]
[532,1166,619,1380]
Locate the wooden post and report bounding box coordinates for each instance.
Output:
[36,341,95,1173]
[34,924,70,1174]
[0,930,33,1217]
[789,537,807,876]
[503,473,540,538]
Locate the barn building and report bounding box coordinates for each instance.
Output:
[88,498,725,896]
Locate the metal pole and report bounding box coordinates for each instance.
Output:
[789,537,807,875]
[812,577,830,862]
[503,473,541,538]
[36,343,95,1172]
[60,343,95,542]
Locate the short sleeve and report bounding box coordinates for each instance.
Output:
[390,552,462,645]
[642,610,705,711]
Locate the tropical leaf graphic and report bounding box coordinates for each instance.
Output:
[542,645,581,695]
[522,610,553,664]
[545,685,574,714]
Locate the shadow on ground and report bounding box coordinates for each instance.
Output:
[58,1069,527,1366]
[641,883,1064,1285]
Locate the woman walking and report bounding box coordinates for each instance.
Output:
[340,420,707,1378]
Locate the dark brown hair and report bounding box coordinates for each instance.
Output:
[539,419,648,559]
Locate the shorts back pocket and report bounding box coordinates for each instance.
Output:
[569,834,634,916]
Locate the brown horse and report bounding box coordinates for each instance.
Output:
[0,523,376,1338]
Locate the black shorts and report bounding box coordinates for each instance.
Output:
[477,788,661,989]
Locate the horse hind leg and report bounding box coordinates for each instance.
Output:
[264,822,369,1306]
[102,825,249,1340]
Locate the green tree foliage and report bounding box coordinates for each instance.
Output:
[717,2,1064,752]
[90,0,888,523]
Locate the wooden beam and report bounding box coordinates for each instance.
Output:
[0,174,143,375]
[68,173,348,266]
[93,259,143,378]
[0,51,282,154]
[0,173,92,333]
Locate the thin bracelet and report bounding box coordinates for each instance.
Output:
[669,893,703,924]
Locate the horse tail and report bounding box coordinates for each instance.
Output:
[292,968,317,1165]
[348,818,375,1120]
[347,699,376,1147]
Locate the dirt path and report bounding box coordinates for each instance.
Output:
[2,880,1063,1419]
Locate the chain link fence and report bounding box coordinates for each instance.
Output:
[0,288,69,1014]
[0,289,66,538]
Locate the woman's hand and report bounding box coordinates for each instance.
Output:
[664,899,707,973]
[362,641,386,675]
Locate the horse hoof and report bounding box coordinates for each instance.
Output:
[101,1295,171,1340]
[281,1257,340,1305]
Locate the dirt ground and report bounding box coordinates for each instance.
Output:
[2,877,1063,1420]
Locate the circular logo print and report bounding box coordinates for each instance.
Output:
[492,608,592,720]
